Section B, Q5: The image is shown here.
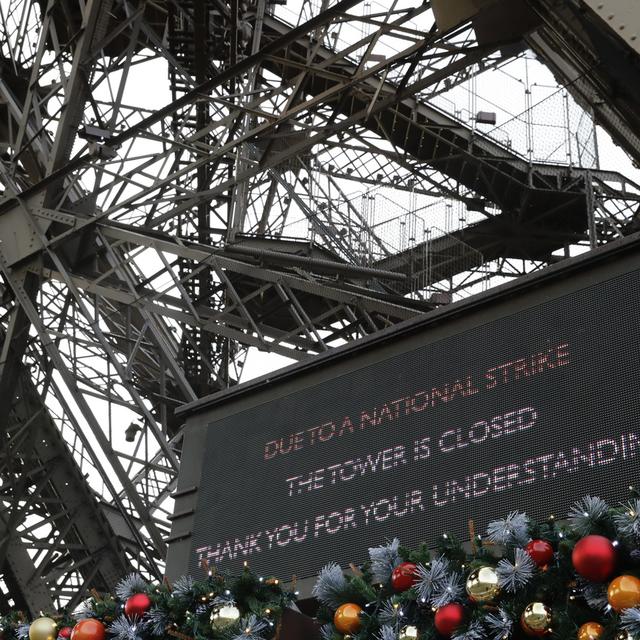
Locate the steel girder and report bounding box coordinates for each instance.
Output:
[526,0,640,165]
[0,325,132,614]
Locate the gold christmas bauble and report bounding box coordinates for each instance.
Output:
[578,622,604,640]
[465,566,500,603]
[521,602,551,636]
[334,603,363,635]
[399,626,419,639]
[210,604,240,629]
[29,618,57,640]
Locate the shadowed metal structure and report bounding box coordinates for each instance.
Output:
[0,0,639,612]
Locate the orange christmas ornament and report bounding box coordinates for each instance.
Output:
[70,620,105,640]
[608,575,640,611]
[334,603,363,635]
[577,622,604,640]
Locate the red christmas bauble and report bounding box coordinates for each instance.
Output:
[526,540,554,567]
[58,629,73,640]
[124,593,152,618]
[71,620,105,640]
[391,562,418,592]
[572,535,616,582]
[434,603,465,637]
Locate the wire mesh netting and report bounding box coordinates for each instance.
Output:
[430,78,598,169]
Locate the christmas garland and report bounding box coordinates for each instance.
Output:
[5,495,640,640]
[314,494,640,640]
[0,569,295,640]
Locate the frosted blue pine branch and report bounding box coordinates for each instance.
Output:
[378,598,404,629]
[108,615,144,640]
[312,563,348,609]
[614,500,640,541]
[430,571,463,607]
[172,576,196,601]
[568,496,609,537]
[416,558,450,603]
[579,580,609,611]
[496,548,535,592]
[232,615,268,640]
[73,599,96,620]
[377,625,398,640]
[212,592,235,607]
[484,608,513,640]
[368,538,401,584]
[115,573,148,600]
[145,608,169,637]
[16,624,30,640]
[453,621,484,640]
[620,608,640,635]
[486,511,530,546]
[319,623,335,640]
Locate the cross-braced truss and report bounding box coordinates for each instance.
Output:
[0,0,639,612]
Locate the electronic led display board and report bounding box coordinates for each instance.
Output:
[185,265,640,580]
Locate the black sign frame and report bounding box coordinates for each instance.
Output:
[167,234,640,588]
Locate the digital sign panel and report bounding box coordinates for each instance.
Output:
[186,265,640,580]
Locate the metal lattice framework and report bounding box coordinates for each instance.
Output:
[0,0,640,613]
